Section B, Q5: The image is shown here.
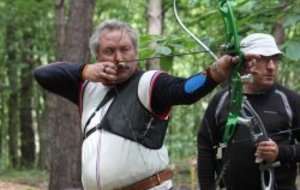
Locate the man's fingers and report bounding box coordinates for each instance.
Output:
[255,140,278,162]
[102,65,117,76]
[230,56,239,64]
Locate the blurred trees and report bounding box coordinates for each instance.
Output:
[0,0,54,169]
[47,1,96,189]
[0,0,299,187]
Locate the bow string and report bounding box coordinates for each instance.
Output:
[173,0,218,61]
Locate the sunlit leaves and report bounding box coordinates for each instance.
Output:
[283,15,300,27]
[283,41,300,61]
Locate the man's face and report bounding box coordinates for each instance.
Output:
[248,55,281,91]
[97,29,138,84]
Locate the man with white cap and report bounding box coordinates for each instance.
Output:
[197,33,300,190]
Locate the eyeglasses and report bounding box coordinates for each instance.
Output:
[258,55,282,63]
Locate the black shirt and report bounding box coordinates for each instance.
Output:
[197,85,300,190]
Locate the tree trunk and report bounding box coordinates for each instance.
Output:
[6,22,19,168]
[0,95,2,158]
[273,21,286,85]
[8,92,19,168]
[20,37,35,167]
[48,0,96,189]
[37,0,66,172]
[38,93,55,171]
[273,22,284,45]
[146,0,163,70]
[55,0,66,61]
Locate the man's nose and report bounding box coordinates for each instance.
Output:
[266,59,277,70]
[114,51,123,62]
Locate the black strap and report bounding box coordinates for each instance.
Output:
[82,88,116,139]
[84,124,100,140]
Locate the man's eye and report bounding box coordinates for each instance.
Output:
[121,47,131,52]
[274,55,282,62]
[260,55,281,63]
[104,49,114,55]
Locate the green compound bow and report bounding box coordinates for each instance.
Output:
[216,0,244,146]
[173,0,277,189]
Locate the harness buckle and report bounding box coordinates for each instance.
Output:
[96,123,101,130]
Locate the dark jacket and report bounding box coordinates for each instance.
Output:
[198,84,300,190]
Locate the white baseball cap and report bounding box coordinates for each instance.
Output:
[240,33,282,56]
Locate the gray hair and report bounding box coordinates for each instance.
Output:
[89,20,139,58]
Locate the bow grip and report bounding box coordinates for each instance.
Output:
[223,113,238,145]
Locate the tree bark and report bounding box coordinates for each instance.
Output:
[146,0,163,70]
[48,0,96,189]
[38,0,66,173]
[273,21,286,85]
[20,34,35,167]
[6,22,19,168]
[273,22,285,45]
[38,92,53,171]
[55,0,66,61]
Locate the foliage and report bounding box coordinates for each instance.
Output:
[283,41,300,61]
[0,0,55,168]
[0,0,299,173]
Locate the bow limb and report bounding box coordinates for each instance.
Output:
[216,0,244,145]
[217,0,278,185]
[216,3,277,189]
[173,0,218,61]
[215,1,276,189]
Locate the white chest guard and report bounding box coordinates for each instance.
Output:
[80,70,172,190]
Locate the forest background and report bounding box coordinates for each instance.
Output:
[0,0,300,189]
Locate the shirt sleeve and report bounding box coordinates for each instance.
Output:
[151,68,219,115]
[33,62,85,105]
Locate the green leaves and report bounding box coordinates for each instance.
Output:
[283,41,300,61]
[283,15,300,27]
[138,33,203,71]
[156,45,173,55]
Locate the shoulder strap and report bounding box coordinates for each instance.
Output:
[83,88,116,135]
[275,89,293,128]
[215,90,229,126]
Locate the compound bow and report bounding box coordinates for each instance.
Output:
[173,0,277,189]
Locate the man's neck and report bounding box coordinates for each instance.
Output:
[243,84,273,94]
